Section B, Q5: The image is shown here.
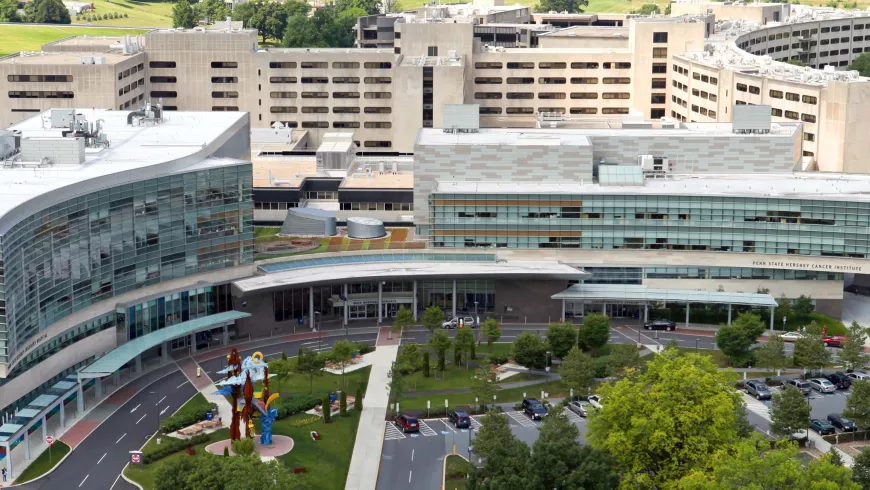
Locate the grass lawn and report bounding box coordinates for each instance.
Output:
[673,347,731,367]
[254,226,281,238]
[262,366,372,399]
[124,428,230,490]
[400,377,569,414]
[75,0,173,27]
[444,455,474,490]
[0,25,148,57]
[13,440,71,484]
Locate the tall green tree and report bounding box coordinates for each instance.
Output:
[267,356,293,394]
[421,305,444,333]
[546,322,577,358]
[841,321,869,371]
[0,0,21,22]
[171,0,195,28]
[470,411,530,488]
[769,385,810,438]
[579,313,611,352]
[534,0,587,14]
[793,321,832,372]
[395,343,421,374]
[560,346,596,396]
[512,331,548,376]
[853,449,870,489]
[387,362,405,406]
[391,305,413,339]
[586,348,745,488]
[25,0,70,23]
[850,52,870,77]
[428,330,452,373]
[483,317,501,348]
[330,339,355,388]
[607,343,641,377]
[635,3,661,14]
[293,347,324,393]
[455,327,476,370]
[422,351,430,378]
[776,294,792,323]
[194,0,229,24]
[527,413,583,489]
[755,333,789,374]
[793,294,815,317]
[715,312,765,367]
[843,379,870,429]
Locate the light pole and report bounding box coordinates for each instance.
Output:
[545,351,551,394]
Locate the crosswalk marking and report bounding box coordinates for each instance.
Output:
[506,411,537,427]
[563,408,584,423]
[384,423,406,440]
[418,420,438,436]
[438,419,457,432]
[470,416,483,431]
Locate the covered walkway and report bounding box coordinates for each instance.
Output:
[552,284,779,327]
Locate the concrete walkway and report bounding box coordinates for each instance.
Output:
[345,328,400,490]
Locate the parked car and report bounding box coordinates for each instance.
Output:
[587,395,603,410]
[780,331,804,342]
[810,418,836,435]
[441,317,476,329]
[847,372,870,381]
[395,414,420,433]
[809,378,837,393]
[448,410,471,429]
[567,401,587,417]
[828,413,857,432]
[826,372,852,390]
[522,398,548,420]
[785,379,811,395]
[745,380,773,400]
[644,319,677,331]
[823,335,847,348]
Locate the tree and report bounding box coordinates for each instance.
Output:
[850,52,870,77]
[294,347,324,393]
[355,385,363,412]
[664,2,671,14]
[223,446,229,457]
[755,333,789,374]
[396,343,421,374]
[330,339,355,388]
[171,0,195,28]
[339,390,348,417]
[336,0,381,15]
[512,331,548,376]
[636,3,660,14]
[455,327,476,369]
[391,305,414,339]
[677,435,859,490]
[793,294,815,317]
[483,317,501,348]
[453,343,462,366]
[267,357,292,394]
[387,362,405,405]
[471,362,497,410]
[775,294,792,323]
[0,0,22,22]
[561,346,595,396]
[471,411,530,488]
[422,305,444,333]
[715,312,765,367]
[429,330,452,373]
[231,437,256,456]
[607,344,640,377]
[422,351,430,377]
[194,0,229,24]
[853,449,870,489]
[24,0,70,23]
[830,448,844,467]
[841,321,869,371]
[534,0,587,14]
[154,453,308,490]
[844,379,870,429]
[579,313,610,352]
[769,385,810,438]
[786,58,807,67]
[546,322,577,358]
[793,321,832,372]
[382,0,397,13]
[322,394,331,422]
[586,348,745,488]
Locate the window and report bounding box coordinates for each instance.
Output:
[365,121,392,128]
[333,121,360,128]
[211,91,238,98]
[270,91,297,98]
[651,108,666,119]
[270,106,297,113]
[769,89,783,98]
[603,77,630,84]
[270,62,297,68]
[804,132,815,142]
[211,106,238,111]
[301,77,328,84]
[149,61,176,68]
[333,62,359,69]
[538,77,566,84]
[302,121,329,128]
[301,62,328,69]
[333,107,359,113]
[211,76,237,83]
[538,92,566,99]
[302,106,328,113]
[506,92,533,99]
[615,62,631,69]
[736,83,748,92]
[475,62,503,69]
[507,77,534,84]
[8,90,74,98]
[653,32,668,43]
[571,62,599,69]
[507,62,534,69]
[771,108,782,117]
[651,78,666,89]
[650,94,666,104]
[150,91,177,98]
[211,62,238,68]
[570,77,598,84]
[270,121,298,128]
[270,76,296,83]
[364,92,391,99]
[480,107,502,114]
[364,141,392,148]
[364,77,391,84]
[301,92,328,98]
[652,63,667,74]
[333,92,360,98]
[364,62,392,69]
[801,113,817,123]
[709,110,716,118]
[427,46,438,56]
[365,107,391,113]
[506,107,533,114]
[538,62,567,69]
[570,107,597,114]
[784,110,799,120]
[7,74,73,82]
[785,92,799,101]
[475,77,503,84]
[652,47,668,58]
[602,92,630,99]
[538,107,565,113]
[802,95,818,104]
[150,76,177,83]
[602,108,629,114]
[475,92,502,99]
[570,92,598,99]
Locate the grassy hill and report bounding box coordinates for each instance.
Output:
[0,25,149,57]
[73,0,173,27]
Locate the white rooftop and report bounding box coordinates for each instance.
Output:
[435,172,870,202]
[0,109,247,234]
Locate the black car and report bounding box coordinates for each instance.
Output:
[826,372,852,390]
[828,413,857,432]
[810,418,836,435]
[644,319,677,331]
[448,410,471,429]
[522,398,548,420]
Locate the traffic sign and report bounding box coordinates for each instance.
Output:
[45,436,53,446]
[131,453,140,464]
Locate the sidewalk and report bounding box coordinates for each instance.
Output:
[345,328,400,490]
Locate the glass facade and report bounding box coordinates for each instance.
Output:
[117,284,233,341]
[0,164,254,371]
[583,267,844,284]
[429,193,870,256]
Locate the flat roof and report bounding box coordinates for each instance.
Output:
[435,171,870,201]
[0,374,79,443]
[342,157,414,189]
[1,109,248,233]
[0,51,135,65]
[252,157,320,188]
[552,284,778,307]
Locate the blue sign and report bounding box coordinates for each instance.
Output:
[339,294,347,301]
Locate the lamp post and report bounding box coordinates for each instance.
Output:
[545,351,551,394]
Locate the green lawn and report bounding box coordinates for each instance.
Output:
[124,429,229,490]
[13,440,71,484]
[254,226,281,238]
[444,455,474,490]
[673,347,731,368]
[0,25,149,57]
[75,0,173,27]
[399,377,569,414]
[275,410,361,490]
[260,365,372,399]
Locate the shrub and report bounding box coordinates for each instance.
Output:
[142,433,211,464]
[593,356,611,378]
[355,386,363,412]
[288,415,320,427]
[340,391,347,417]
[223,446,229,457]
[354,341,375,355]
[270,394,321,420]
[322,394,331,422]
[231,437,256,456]
[423,351,431,377]
[160,396,217,434]
[487,354,509,365]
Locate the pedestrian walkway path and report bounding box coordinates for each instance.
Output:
[345,329,400,490]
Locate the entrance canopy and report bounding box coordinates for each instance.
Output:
[551,284,778,307]
[78,311,250,378]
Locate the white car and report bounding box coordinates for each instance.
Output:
[809,378,837,393]
[847,372,870,381]
[587,395,603,409]
[779,332,804,342]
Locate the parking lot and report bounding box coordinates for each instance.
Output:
[377,407,589,490]
[742,381,855,436]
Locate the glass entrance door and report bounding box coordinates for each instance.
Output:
[383,303,399,318]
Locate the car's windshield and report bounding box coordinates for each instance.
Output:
[531,403,545,411]
[756,383,769,390]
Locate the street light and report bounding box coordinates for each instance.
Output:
[545,351,551,394]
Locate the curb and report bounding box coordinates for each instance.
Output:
[442,453,471,490]
[9,443,73,486]
[193,328,381,364]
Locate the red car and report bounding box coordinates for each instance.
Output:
[823,335,846,348]
[395,414,419,433]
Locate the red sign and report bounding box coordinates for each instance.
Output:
[131,454,141,464]
[45,436,53,446]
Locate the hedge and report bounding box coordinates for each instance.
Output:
[143,433,211,464]
[271,394,321,419]
[160,395,218,434]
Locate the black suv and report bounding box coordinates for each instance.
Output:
[828,413,857,432]
[826,372,852,390]
[448,410,471,429]
[522,398,548,420]
[644,319,676,331]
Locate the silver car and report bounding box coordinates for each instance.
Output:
[847,372,870,382]
[810,378,837,393]
[785,379,811,395]
[567,401,587,417]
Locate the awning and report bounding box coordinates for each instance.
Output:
[78,311,250,378]
[551,284,778,307]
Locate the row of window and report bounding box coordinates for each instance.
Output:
[266,76,391,84]
[269,61,391,69]
[473,77,631,85]
[271,120,391,128]
[254,202,299,210]
[770,108,816,123]
[474,61,632,70]
[7,74,73,82]
[117,78,144,96]
[117,64,144,80]
[768,90,817,104]
[474,92,631,100]
[8,90,74,99]
[477,107,629,115]
[686,69,719,85]
[339,202,413,211]
[270,106,391,114]
[269,91,392,99]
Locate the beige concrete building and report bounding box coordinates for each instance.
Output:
[671,1,790,25]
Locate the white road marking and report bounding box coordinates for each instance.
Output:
[439,419,456,433]
[97,452,107,464]
[266,352,284,358]
[109,473,122,490]
[506,411,537,427]
[157,396,167,405]
[130,404,140,413]
[176,381,188,389]
[563,408,584,423]
[384,423,406,440]
[301,341,321,346]
[136,414,147,424]
[411,449,415,462]
[418,420,438,436]
[79,474,89,487]
[160,405,170,416]
[469,416,483,431]
[408,471,413,483]
[116,433,126,444]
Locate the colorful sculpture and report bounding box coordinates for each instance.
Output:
[214,350,279,442]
